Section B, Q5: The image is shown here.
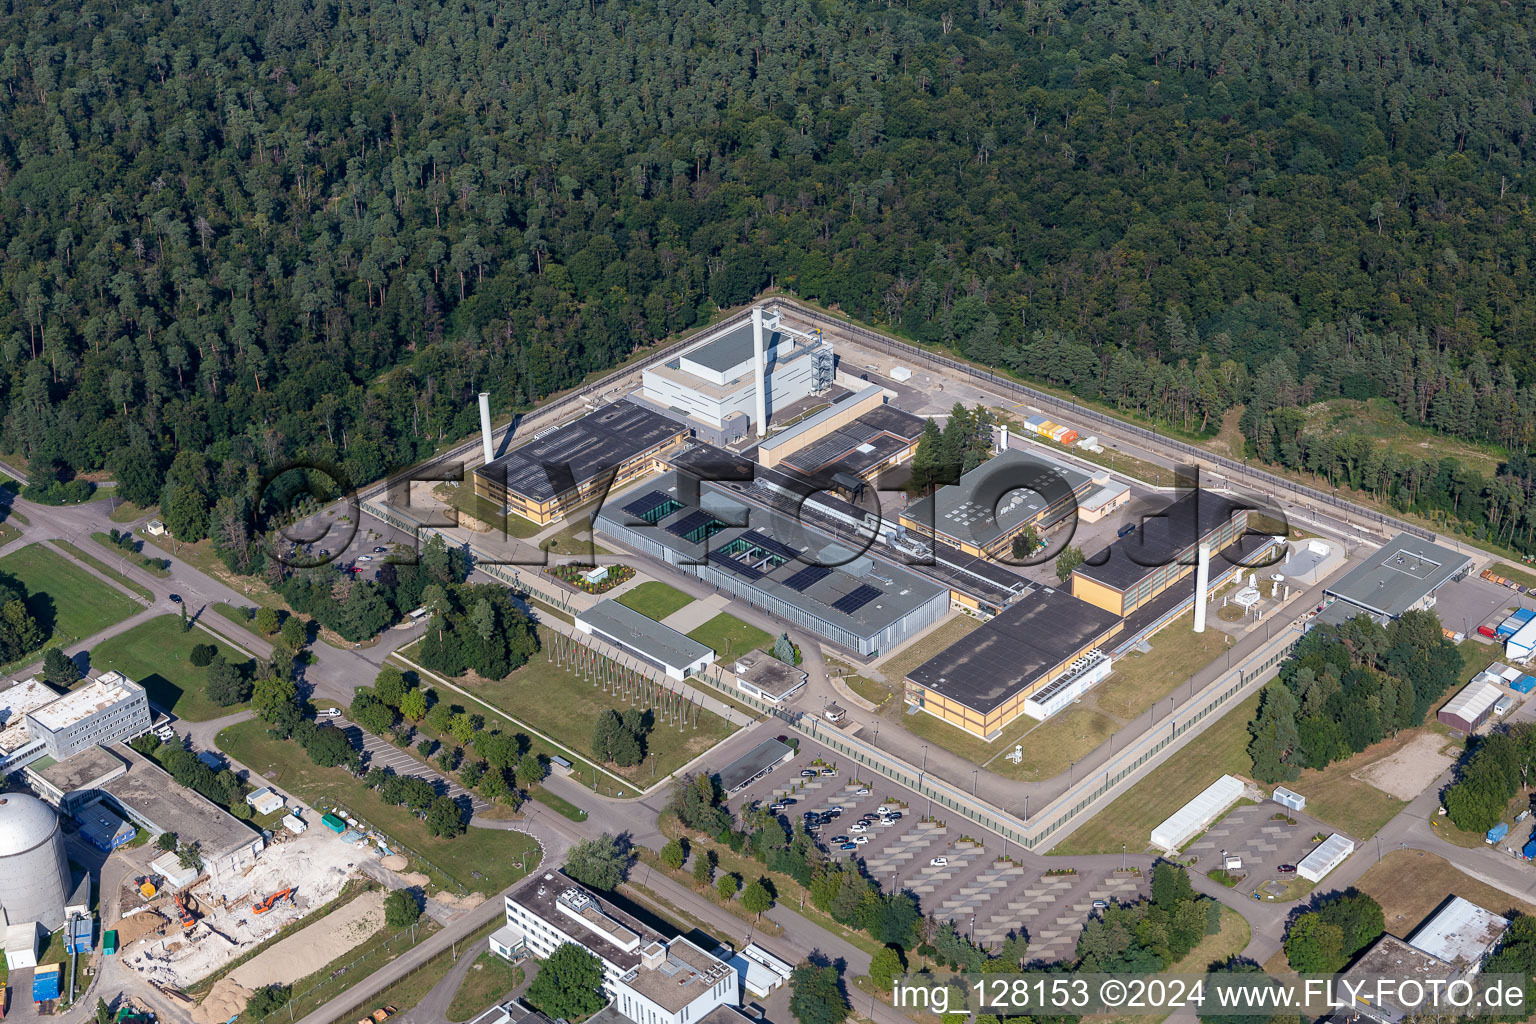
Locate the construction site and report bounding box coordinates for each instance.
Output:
[112,826,385,1005]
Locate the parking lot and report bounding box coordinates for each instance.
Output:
[1434,573,1529,641]
[1186,801,1337,899]
[281,505,418,582]
[725,744,1149,964]
[342,720,490,816]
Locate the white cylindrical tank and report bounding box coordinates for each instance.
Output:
[0,794,71,932]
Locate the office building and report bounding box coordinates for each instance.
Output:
[1322,533,1472,625]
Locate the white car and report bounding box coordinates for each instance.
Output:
[848,824,868,833]
[930,857,948,867]
[852,836,869,845]
[322,707,342,718]
[356,554,373,561]
[854,787,871,795]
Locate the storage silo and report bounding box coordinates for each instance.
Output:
[0,793,71,932]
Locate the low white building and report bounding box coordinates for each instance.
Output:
[245,787,285,816]
[575,601,716,682]
[1296,833,1355,882]
[1406,895,1510,972]
[493,872,739,1024]
[727,944,793,998]
[1150,775,1244,852]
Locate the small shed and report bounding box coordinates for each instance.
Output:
[245,787,285,816]
[4,922,40,971]
[1272,786,1306,812]
[823,702,846,723]
[890,366,913,383]
[282,813,307,834]
[1297,833,1356,882]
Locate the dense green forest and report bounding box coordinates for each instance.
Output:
[3,0,1536,560]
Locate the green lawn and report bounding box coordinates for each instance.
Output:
[218,719,543,893]
[49,539,155,602]
[615,581,694,621]
[434,483,544,539]
[686,612,774,659]
[89,615,254,721]
[1088,611,1232,720]
[1049,692,1261,855]
[448,954,526,1021]
[461,626,739,786]
[91,531,171,576]
[0,542,140,650]
[108,499,155,524]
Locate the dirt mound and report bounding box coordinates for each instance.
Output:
[194,979,254,1024]
[380,855,409,871]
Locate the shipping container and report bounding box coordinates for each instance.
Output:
[1488,822,1510,844]
[33,965,61,1002]
[103,930,118,955]
[321,813,346,833]
[1515,676,1536,694]
[1523,836,1536,861]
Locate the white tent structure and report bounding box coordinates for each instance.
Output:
[1150,775,1244,852]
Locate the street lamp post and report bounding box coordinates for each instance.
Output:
[921,745,928,771]
[972,770,978,796]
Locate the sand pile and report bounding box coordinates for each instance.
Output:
[381,855,409,871]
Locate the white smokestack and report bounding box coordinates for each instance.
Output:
[752,306,768,437]
[999,425,1010,454]
[1193,543,1211,633]
[478,392,494,464]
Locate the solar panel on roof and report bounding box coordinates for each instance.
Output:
[832,584,881,613]
[740,530,801,561]
[782,565,832,592]
[623,490,679,523]
[667,509,725,542]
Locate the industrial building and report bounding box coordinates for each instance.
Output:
[1072,490,1254,618]
[0,793,73,933]
[903,585,1123,738]
[901,447,1099,559]
[1339,897,1509,1023]
[661,442,1029,616]
[596,473,949,657]
[0,672,151,770]
[472,400,689,525]
[1321,533,1472,624]
[717,738,796,794]
[726,944,793,999]
[492,871,740,1024]
[574,600,716,681]
[640,307,833,444]
[1438,679,1505,734]
[755,385,925,485]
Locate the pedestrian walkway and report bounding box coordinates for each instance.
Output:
[658,593,727,634]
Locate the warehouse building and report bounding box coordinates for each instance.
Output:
[1322,533,1472,624]
[574,600,716,681]
[492,871,739,1024]
[1438,679,1504,734]
[901,447,1099,559]
[756,385,925,485]
[1296,832,1355,882]
[640,312,833,444]
[472,400,688,526]
[904,584,1123,739]
[1072,490,1253,618]
[596,474,948,657]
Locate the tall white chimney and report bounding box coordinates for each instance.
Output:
[1193,543,1211,633]
[478,392,494,464]
[751,306,768,437]
[999,425,1010,454]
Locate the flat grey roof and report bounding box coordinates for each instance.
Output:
[509,871,658,972]
[1407,896,1508,970]
[101,744,259,859]
[31,745,126,794]
[781,404,926,478]
[907,585,1122,714]
[1075,489,1251,591]
[598,472,947,642]
[1324,533,1473,618]
[683,321,789,375]
[905,447,1096,550]
[734,651,807,699]
[577,600,713,670]
[717,738,794,793]
[474,400,684,502]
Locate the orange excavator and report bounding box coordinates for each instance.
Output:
[173,892,196,931]
[251,887,295,915]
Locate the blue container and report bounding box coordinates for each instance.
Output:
[33,964,61,1001]
[1513,676,1536,694]
[1488,822,1510,843]
[1523,837,1536,861]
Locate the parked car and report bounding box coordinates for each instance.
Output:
[825,807,842,817]
[168,593,182,603]
[852,836,869,845]
[1277,864,1297,874]
[839,842,858,851]
[848,824,868,833]
[885,811,903,821]
[929,857,948,867]
[780,797,796,805]
[322,708,343,718]
[800,769,819,777]
[769,803,787,812]
[373,546,387,553]
[357,554,373,561]
[829,836,848,845]
[820,768,838,777]
[854,787,871,795]
[1092,900,1109,909]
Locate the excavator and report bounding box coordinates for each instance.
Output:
[250,887,295,916]
[173,891,196,931]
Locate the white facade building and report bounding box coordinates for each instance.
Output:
[493,872,738,1024]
